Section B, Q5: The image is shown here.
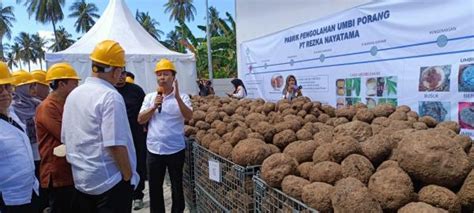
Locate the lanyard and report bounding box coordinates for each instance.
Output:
[0,113,25,132]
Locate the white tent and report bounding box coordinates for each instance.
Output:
[46,0,197,95]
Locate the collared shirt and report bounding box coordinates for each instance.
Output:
[62,77,139,195]
[140,91,192,155]
[36,94,74,188]
[0,107,39,205]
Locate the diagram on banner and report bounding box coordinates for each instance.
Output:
[418,65,451,92]
[270,74,284,90]
[459,102,474,129]
[336,78,361,107]
[459,64,474,92]
[336,76,397,108]
[419,101,450,122]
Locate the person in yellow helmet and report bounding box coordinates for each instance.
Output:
[0,62,39,213]
[138,58,192,213]
[125,76,134,84]
[61,40,139,212]
[11,70,43,209]
[35,63,79,213]
[31,70,50,100]
[12,70,39,95]
[114,69,146,210]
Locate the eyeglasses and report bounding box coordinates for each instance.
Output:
[0,84,12,93]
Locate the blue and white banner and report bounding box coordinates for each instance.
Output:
[239,0,474,137]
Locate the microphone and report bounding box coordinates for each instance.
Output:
[157,86,164,113]
[293,85,303,90]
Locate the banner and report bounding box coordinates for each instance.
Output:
[239,0,474,137]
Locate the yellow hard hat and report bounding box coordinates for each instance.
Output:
[31,70,49,86]
[155,58,176,73]
[125,76,134,84]
[12,70,39,86]
[90,40,126,67]
[46,63,81,81]
[0,61,14,85]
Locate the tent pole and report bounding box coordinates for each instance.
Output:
[206,0,213,81]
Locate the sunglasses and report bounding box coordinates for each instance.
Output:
[0,84,12,93]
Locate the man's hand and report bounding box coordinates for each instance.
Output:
[154,94,163,109]
[122,171,132,181]
[288,85,294,92]
[108,146,132,181]
[174,79,180,98]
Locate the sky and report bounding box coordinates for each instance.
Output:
[1,0,235,71]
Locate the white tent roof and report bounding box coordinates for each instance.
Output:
[46,0,197,94]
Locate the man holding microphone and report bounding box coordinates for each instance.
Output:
[138,58,192,213]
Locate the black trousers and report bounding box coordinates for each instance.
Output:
[0,202,32,213]
[147,149,185,213]
[46,184,76,213]
[34,161,48,213]
[74,180,132,213]
[132,135,146,200]
[0,191,38,213]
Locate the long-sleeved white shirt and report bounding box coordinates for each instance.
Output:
[232,86,247,99]
[0,107,39,205]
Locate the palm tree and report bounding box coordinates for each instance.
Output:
[5,51,17,69]
[208,7,221,36]
[193,11,236,78]
[135,10,164,40]
[49,26,74,51]
[0,4,16,60]
[10,42,22,69]
[17,0,65,51]
[213,12,237,78]
[163,30,185,53]
[15,32,34,71]
[164,0,196,22]
[197,7,227,37]
[31,33,47,69]
[68,0,99,33]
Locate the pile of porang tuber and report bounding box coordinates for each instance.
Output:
[185,95,473,213]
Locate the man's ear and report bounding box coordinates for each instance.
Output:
[56,81,64,89]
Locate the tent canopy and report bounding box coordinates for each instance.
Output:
[46,0,197,94]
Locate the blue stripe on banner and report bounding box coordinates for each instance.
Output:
[250,35,474,69]
[246,49,474,76]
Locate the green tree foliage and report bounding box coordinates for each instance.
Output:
[0,4,16,61]
[68,0,99,33]
[5,51,17,69]
[14,32,34,71]
[164,7,236,79]
[136,10,164,40]
[31,33,47,69]
[16,0,65,51]
[9,42,22,70]
[49,26,74,52]
[164,0,196,22]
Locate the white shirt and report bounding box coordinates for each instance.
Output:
[140,91,192,155]
[232,86,247,99]
[0,107,39,205]
[62,77,139,195]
